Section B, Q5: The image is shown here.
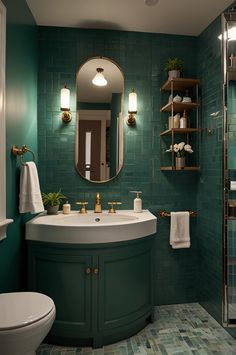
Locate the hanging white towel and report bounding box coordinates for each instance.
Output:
[19,162,44,214]
[170,211,190,249]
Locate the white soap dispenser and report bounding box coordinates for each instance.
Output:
[63,201,71,214]
[130,191,142,213]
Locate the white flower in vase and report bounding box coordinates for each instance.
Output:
[166,142,193,157]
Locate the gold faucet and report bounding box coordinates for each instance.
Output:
[94,192,102,213]
[76,201,88,214]
[108,202,122,213]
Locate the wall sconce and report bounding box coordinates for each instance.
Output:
[127,89,137,126]
[60,85,72,123]
[92,68,107,87]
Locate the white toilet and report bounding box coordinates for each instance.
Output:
[0,291,56,355]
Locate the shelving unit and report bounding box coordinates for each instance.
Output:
[160,77,201,171]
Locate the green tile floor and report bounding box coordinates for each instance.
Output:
[36,303,236,354]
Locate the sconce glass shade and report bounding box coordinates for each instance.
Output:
[60,85,72,123]
[128,89,137,113]
[60,85,70,110]
[127,89,137,126]
[92,68,107,87]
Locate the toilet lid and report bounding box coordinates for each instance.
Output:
[0,292,55,330]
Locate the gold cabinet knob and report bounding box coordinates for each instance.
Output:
[85,267,91,274]
[93,268,99,274]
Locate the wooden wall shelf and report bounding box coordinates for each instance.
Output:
[160,101,199,113]
[161,78,200,91]
[160,128,202,136]
[160,166,200,171]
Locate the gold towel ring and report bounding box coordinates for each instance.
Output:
[11,144,36,166]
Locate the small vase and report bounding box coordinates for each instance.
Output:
[46,205,59,215]
[168,70,180,80]
[175,157,185,170]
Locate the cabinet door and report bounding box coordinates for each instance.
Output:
[29,251,93,336]
[97,241,153,331]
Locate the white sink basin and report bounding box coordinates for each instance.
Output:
[26,210,157,244]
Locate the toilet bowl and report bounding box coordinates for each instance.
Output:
[0,291,56,355]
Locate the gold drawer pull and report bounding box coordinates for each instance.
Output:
[85,267,91,274]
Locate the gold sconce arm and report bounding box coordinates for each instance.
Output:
[61,111,72,123]
[127,112,136,126]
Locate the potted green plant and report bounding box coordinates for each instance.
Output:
[42,190,67,215]
[164,58,184,80]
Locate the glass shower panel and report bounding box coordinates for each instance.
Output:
[228,220,236,319]
[224,12,236,325]
[227,74,236,320]
[228,80,236,170]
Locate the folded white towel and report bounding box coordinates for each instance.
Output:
[170,211,190,249]
[19,162,44,214]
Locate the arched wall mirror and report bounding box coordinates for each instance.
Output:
[75,57,124,183]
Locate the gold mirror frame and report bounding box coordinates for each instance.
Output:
[75,57,124,183]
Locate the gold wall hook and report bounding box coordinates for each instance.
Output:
[11,144,36,165]
[12,144,28,156]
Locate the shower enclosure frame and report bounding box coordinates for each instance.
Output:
[222,10,236,327]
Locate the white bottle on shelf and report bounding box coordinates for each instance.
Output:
[180,110,188,128]
[130,191,142,213]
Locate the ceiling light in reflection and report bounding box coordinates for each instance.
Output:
[218,26,236,40]
[92,68,107,87]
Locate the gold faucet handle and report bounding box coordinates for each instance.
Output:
[76,201,88,214]
[108,202,122,213]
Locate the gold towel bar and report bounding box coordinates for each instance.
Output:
[160,210,197,217]
[11,144,36,165]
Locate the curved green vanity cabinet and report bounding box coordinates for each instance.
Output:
[27,237,155,347]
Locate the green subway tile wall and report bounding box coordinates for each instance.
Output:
[37,26,199,304]
[197,16,223,323]
[0,0,38,292]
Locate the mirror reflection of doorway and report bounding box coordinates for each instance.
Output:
[77,109,111,181]
[78,120,101,181]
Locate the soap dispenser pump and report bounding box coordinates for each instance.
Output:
[130,191,142,213]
